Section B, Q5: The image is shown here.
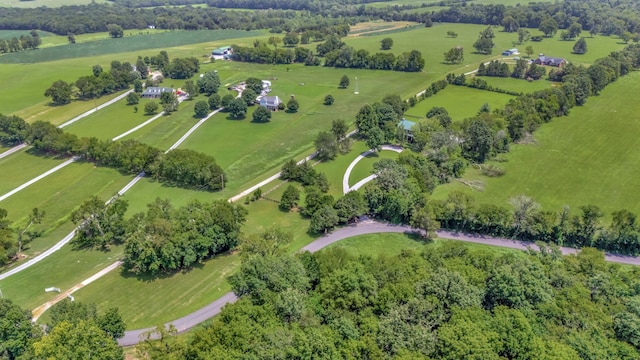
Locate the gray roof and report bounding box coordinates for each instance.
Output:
[260,96,281,105]
[537,56,566,64]
[142,87,173,95]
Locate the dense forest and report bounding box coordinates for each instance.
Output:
[1,0,640,36]
[136,237,640,359]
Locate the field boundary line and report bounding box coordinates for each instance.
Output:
[58,90,134,129]
[0,156,79,202]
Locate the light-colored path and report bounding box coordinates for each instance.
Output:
[0,156,79,202]
[0,143,27,159]
[342,145,403,194]
[119,220,640,346]
[0,104,222,281]
[31,261,123,322]
[58,90,134,129]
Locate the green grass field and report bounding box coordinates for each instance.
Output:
[433,72,640,217]
[64,97,160,140]
[405,85,514,122]
[0,150,66,195]
[0,30,262,64]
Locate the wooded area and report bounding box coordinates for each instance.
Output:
[136,239,640,359]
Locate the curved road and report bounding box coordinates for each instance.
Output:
[342,145,404,194]
[118,220,640,346]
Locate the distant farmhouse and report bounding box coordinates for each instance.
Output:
[212,46,233,60]
[534,55,567,67]
[259,96,282,111]
[141,87,174,98]
[502,48,519,56]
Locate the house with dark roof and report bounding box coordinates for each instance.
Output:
[534,55,567,67]
[259,96,282,111]
[141,87,174,98]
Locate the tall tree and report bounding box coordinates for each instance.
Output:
[539,18,558,37]
[573,37,588,54]
[32,320,123,360]
[339,75,350,89]
[228,98,248,119]
[315,131,339,161]
[380,37,394,50]
[44,80,73,105]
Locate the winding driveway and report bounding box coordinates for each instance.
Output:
[342,145,404,194]
[118,220,640,346]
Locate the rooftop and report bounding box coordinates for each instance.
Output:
[399,119,416,131]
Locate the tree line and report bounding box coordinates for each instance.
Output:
[0,30,41,54]
[0,298,126,360]
[68,195,247,274]
[233,35,425,72]
[135,226,640,359]
[2,0,640,39]
[0,117,226,191]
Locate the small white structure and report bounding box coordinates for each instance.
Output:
[259,96,282,111]
[45,287,61,293]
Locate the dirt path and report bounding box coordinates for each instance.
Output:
[31,261,123,322]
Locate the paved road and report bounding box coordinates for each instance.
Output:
[0,143,27,160]
[118,220,640,346]
[0,157,79,202]
[342,145,403,194]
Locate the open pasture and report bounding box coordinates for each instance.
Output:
[405,85,514,122]
[433,72,640,217]
[64,97,159,140]
[0,31,264,120]
[0,29,262,64]
[0,150,66,195]
[179,60,435,195]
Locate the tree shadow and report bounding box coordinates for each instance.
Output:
[225,115,246,121]
[118,250,232,283]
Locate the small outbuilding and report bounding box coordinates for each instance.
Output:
[501,48,519,56]
[141,87,174,98]
[212,46,232,56]
[259,96,282,111]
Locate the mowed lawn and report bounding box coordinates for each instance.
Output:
[433,72,640,217]
[64,97,161,140]
[405,86,514,122]
[0,149,66,195]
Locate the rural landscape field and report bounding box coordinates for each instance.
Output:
[2,0,640,358]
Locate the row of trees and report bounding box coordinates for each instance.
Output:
[0,30,41,53]
[477,59,546,80]
[2,0,640,39]
[1,298,125,360]
[69,196,247,274]
[232,36,425,72]
[135,223,640,359]
[2,118,227,191]
[45,61,139,105]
